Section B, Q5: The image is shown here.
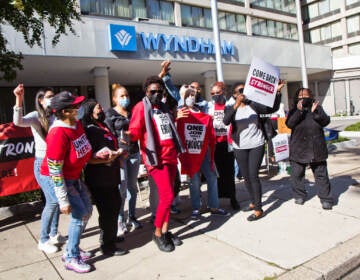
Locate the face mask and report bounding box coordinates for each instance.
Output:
[96,111,106,122]
[185,96,195,107]
[212,94,226,105]
[44,97,52,108]
[149,92,162,106]
[76,105,84,120]
[302,98,313,109]
[118,98,130,108]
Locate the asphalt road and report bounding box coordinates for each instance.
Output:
[327,118,360,131]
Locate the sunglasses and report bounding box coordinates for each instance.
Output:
[238,88,244,94]
[148,89,164,95]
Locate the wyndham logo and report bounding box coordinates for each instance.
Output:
[109,24,137,52]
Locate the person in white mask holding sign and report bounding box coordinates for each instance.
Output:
[13,85,67,253]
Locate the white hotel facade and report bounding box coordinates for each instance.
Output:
[0,0,358,122]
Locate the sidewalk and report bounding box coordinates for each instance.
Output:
[0,141,360,280]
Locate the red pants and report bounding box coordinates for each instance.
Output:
[149,164,176,229]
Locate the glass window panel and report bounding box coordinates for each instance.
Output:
[148,0,161,19]
[80,0,91,13]
[267,20,276,37]
[318,0,330,15]
[331,21,342,38]
[99,0,114,15]
[321,24,331,40]
[204,9,213,28]
[329,0,341,11]
[310,28,321,43]
[290,24,298,40]
[226,13,237,31]
[275,21,284,38]
[260,19,267,36]
[252,17,260,35]
[192,6,203,27]
[181,5,192,26]
[115,0,131,17]
[132,0,147,18]
[160,1,174,23]
[219,12,227,30]
[349,43,360,55]
[332,47,345,58]
[308,3,319,18]
[236,14,246,33]
[347,15,360,34]
[346,0,359,6]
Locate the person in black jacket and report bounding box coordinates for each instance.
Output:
[82,99,128,256]
[285,88,333,210]
[224,81,283,221]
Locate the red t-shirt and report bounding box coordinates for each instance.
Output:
[129,101,177,172]
[177,110,215,177]
[41,121,92,179]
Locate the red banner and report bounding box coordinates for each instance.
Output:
[0,123,39,196]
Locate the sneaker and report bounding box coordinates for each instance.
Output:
[190,210,200,220]
[127,217,142,231]
[65,257,91,273]
[38,240,58,254]
[165,231,183,246]
[61,249,92,262]
[49,233,67,245]
[210,208,230,217]
[152,233,174,252]
[170,205,181,214]
[117,221,128,237]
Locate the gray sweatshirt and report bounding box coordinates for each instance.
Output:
[13,107,47,158]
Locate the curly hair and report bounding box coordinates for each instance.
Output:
[142,75,165,93]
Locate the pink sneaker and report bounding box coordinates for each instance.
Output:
[61,249,92,262]
[65,257,91,273]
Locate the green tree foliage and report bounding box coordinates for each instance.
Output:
[0,0,81,81]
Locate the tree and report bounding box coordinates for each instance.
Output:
[0,0,81,81]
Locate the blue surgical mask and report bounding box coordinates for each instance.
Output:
[76,105,85,120]
[118,98,130,108]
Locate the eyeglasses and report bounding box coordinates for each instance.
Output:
[238,88,244,94]
[148,89,163,95]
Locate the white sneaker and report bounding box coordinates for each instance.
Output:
[49,233,67,245]
[117,221,128,237]
[38,240,58,254]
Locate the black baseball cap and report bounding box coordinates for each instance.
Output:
[51,91,85,112]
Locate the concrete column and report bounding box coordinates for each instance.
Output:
[202,70,217,101]
[92,67,110,110]
[174,2,182,27]
[281,82,290,112]
[244,0,252,36]
[314,81,319,99]
[345,79,350,116]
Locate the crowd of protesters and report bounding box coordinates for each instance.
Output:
[12,60,333,274]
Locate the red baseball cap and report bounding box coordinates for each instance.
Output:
[51,91,85,112]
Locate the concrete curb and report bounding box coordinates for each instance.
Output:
[339,131,360,138]
[277,233,360,280]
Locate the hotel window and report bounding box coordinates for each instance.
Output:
[219,12,246,33]
[251,0,295,14]
[318,0,330,16]
[80,0,174,23]
[252,18,297,40]
[181,4,212,28]
[310,28,321,43]
[332,47,345,58]
[347,14,360,36]
[349,43,360,56]
[307,2,319,18]
[346,0,360,7]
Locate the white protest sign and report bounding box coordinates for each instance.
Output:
[272,133,289,162]
[243,57,280,108]
[184,123,206,154]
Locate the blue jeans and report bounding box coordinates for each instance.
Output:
[189,153,219,210]
[118,152,140,222]
[34,158,60,243]
[65,179,92,260]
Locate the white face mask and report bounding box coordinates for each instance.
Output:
[43,97,52,108]
[161,97,167,104]
[185,96,195,107]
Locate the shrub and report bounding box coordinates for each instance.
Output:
[344,122,360,131]
[0,190,42,207]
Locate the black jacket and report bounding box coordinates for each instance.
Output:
[84,123,120,189]
[105,108,139,155]
[223,94,281,145]
[285,106,330,163]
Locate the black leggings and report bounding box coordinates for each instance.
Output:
[234,145,265,211]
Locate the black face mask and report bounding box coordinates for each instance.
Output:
[302,98,313,109]
[149,92,162,106]
[195,93,201,103]
[212,94,226,105]
[96,111,106,122]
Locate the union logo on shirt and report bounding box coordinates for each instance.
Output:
[72,134,92,158]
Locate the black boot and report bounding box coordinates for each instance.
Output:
[165,231,183,246]
[152,233,175,252]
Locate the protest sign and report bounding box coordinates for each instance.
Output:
[243,57,280,107]
[272,133,290,162]
[0,123,38,196]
